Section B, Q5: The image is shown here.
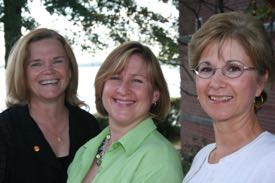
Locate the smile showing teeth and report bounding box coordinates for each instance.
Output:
[209,96,232,102]
[40,80,58,85]
[115,99,134,105]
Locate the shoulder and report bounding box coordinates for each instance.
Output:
[182,143,215,182]
[248,133,275,181]
[261,131,275,144]
[192,143,215,165]
[252,132,275,162]
[141,131,178,155]
[67,105,95,119]
[253,131,275,154]
[135,131,182,168]
[129,131,183,182]
[67,104,100,141]
[0,105,27,126]
[67,104,99,126]
[0,105,26,117]
[0,107,26,147]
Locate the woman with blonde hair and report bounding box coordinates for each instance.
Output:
[0,28,100,183]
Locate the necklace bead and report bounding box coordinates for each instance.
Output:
[95,134,111,166]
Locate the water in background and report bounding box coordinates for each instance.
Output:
[0,64,180,113]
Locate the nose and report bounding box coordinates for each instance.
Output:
[209,69,226,89]
[43,62,55,73]
[116,80,130,95]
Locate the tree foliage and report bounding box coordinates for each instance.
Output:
[0,0,179,67]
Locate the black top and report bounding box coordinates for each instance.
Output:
[0,104,100,183]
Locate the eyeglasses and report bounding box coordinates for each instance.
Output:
[192,60,256,79]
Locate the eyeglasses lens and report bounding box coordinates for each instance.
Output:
[194,61,247,79]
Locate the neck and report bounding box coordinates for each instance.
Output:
[108,116,148,143]
[108,125,127,143]
[28,99,68,124]
[210,113,263,163]
[28,99,70,156]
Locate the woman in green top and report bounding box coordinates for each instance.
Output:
[67,41,183,183]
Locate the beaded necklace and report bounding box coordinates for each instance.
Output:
[95,134,111,166]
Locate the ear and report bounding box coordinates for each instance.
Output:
[256,71,268,96]
[152,90,160,104]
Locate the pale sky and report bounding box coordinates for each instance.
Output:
[1,0,178,65]
[0,1,180,112]
[31,0,177,64]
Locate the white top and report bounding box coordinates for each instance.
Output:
[182,131,275,183]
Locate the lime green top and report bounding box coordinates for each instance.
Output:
[67,117,183,183]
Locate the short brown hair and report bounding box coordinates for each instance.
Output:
[188,11,275,111]
[189,11,275,86]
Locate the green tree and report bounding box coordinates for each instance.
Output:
[0,0,179,67]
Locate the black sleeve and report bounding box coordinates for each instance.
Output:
[0,118,8,183]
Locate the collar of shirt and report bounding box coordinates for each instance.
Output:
[117,117,156,156]
[82,117,156,157]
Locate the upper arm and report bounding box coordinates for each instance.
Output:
[131,143,183,183]
[0,123,8,183]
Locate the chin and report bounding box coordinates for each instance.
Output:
[211,115,232,123]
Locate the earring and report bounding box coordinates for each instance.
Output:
[254,94,264,109]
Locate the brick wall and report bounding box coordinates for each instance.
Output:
[179,0,275,156]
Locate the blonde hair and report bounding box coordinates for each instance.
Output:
[6,28,86,108]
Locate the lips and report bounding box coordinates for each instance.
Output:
[114,98,135,105]
[39,79,59,85]
[209,95,233,102]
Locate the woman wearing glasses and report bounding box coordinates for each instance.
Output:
[182,12,275,183]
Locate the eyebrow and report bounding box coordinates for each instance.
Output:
[29,56,66,62]
[226,59,243,63]
[53,56,66,59]
[131,73,147,78]
[198,61,211,65]
[28,59,42,63]
[199,59,243,65]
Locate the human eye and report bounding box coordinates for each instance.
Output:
[197,64,213,74]
[53,60,63,64]
[225,63,243,73]
[132,78,143,83]
[108,75,120,81]
[53,58,65,65]
[29,61,43,68]
[223,62,244,78]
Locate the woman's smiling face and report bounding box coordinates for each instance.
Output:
[102,54,160,129]
[196,39,266,122]
[26,38,71,103]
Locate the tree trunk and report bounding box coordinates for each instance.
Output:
[3,0,25,67]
